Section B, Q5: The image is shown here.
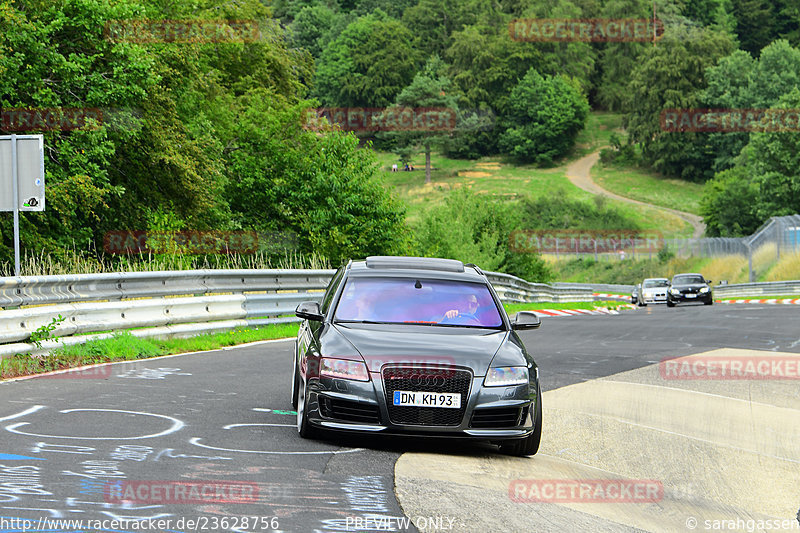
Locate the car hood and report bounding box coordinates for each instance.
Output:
[671,283,709,290]
[331,324,508,375]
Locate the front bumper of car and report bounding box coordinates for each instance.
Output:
[641,291,667,303]
[667,289,712,304]
[303,367,538,441]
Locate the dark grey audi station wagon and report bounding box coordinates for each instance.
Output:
[291,256,543,456]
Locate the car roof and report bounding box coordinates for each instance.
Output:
[673,273,704,277]
[643,277,668,281]
[347,256,486,282]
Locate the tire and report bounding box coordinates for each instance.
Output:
[704,299,713,306]
[291,354,300,410]
[297,377,320,439]
[500,388,542,457]
[666,300,675,307]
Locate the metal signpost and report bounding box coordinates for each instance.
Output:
[0,134,46,277]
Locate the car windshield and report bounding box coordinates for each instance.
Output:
[673,275,705,284]
[333,277,503,328]
[643,279,669,288]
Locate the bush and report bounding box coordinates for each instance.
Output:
[499,69,589,165]
[414,189,552,282]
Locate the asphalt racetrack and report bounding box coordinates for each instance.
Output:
[1,303,798,532]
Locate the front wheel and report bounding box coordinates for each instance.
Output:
[291,352,300,409]
[704,299,713,306]
[500,390,542,456]
[297,377,320,439]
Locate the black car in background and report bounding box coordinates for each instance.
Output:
[291,256,543,456]
[667,273,713,307]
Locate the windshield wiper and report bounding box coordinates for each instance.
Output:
[335,320,388,324]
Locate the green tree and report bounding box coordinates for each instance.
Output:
[700,41,800,173]
[402,0,484,57]
[290,5,339,58]
[699,49,755,172]
[747,40,800,108]
[701,89,800,235]
[731,0,775,54]
[625,25,735,180]
[700,166,760,236]
[314,11,424,107]
[444,23,544,156]
[595,0,652,111]
[223,92,411,263]
[499,68,589,165]
[383,56,460,183]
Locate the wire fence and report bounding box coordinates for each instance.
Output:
[536,215,800,265]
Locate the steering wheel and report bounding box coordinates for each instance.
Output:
[439,314,481,326]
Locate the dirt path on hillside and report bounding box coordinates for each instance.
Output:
[566,151,706,238]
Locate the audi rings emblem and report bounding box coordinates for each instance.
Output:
[409,374,444,387]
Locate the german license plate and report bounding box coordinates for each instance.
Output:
[393,391,461,408]
[685,293,696,298]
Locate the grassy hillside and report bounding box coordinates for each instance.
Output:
[592,165,705,215]
[375,150,694,237]
[373,112,709,237]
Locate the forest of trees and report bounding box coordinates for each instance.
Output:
[1,0,799,279]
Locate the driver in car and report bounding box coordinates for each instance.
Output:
[442,294,479,321]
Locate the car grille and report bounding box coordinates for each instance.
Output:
[382,366,472,426]
[470,406,526,428]
[319,397,381,424]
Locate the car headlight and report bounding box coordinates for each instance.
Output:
[485,366,528,387]
[699,287,709,293]
[320,358,369,381]
[669,288,680,295]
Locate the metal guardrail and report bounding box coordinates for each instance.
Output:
[485,272,594,303]
[0,269,335,307]
[2,268,796,358]
[0,268,596,358]
[0,269,335,358]
[553,282,634,294]
[713,280,800,298]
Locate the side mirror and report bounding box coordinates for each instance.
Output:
[512,311,541,330]
[706,279,713,285]
[296,301,323,321]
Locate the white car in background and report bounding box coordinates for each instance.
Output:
[638,278,669,306]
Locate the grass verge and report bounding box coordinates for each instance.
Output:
[0,322,300,380]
